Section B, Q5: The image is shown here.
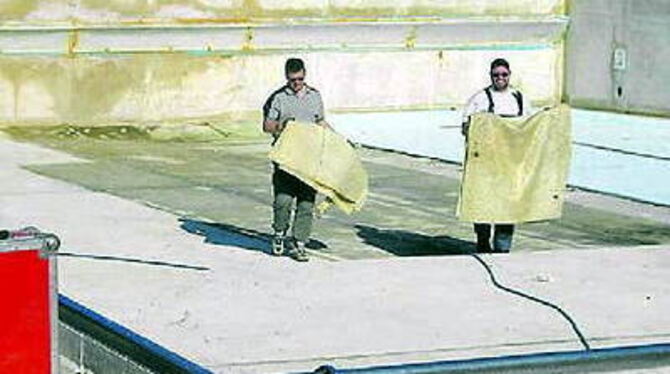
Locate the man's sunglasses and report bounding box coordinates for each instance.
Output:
[491,72,510,78]
[289,77,305,82]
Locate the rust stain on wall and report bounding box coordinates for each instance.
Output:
[67,30,80,57]
[241,27,255,51]
[405,26,417,49]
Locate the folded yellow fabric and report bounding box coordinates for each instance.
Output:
[457,105,572,223]
[269,122,368,214]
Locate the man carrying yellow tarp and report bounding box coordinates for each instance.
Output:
[459,58,571,253]
[263,58,367,262]
[262,58,327,262]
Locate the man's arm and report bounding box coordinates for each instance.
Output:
[262,90,283,135]
[461,118,471,137]
[317,119,333,131]
[461,91,488,140]
[263,119,282,134]
[313,92,332,130]
[461,91,482,138]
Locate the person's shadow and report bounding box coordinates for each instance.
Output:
[355,224,475,256]
[179,218,327,255]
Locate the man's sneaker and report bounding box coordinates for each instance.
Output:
[492,246,511,254]
[287,241,309,262]
[271,234,285,256]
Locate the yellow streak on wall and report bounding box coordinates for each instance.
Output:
[67,30,80,57]
[0,0,40,19]
[405,26,417,49]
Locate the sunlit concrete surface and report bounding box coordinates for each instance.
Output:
[1,126,669,373]
[330,108,670,205]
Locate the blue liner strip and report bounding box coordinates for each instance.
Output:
[314,343,670,373]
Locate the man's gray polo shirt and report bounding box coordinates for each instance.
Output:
[263,85,325,125]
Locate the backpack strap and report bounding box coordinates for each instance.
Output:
[484,87,494,113]
[512,90,523,116]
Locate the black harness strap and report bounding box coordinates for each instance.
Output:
[513,90,523,116]
[484,86,523,116]
[484,87,494,113]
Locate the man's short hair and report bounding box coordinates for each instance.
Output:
[285,58,305,75]
[490,58,510,71]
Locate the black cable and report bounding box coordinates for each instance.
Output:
[470,253,591,351]
[57,252,210,271]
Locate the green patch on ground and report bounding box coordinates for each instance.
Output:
[6,127,670,260]
[3,121,264,143]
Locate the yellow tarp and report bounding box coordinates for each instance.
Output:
[457,105,572,223]
[269,122,368,214]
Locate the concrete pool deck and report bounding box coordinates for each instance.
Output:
[1,131,669,373]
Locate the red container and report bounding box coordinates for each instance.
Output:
[0,228,60,374]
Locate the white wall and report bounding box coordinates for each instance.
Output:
[0,0,568,124]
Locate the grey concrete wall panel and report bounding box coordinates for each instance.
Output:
[251,23,408,50]
[0,29,69,54]
[253,20,567,50]
[566,0,670,116]
[0,18,567,55]
[414,19,567,46]
[624,3,670,112]
[78,27,246,54]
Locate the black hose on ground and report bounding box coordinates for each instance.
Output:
[470,253,591,351]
